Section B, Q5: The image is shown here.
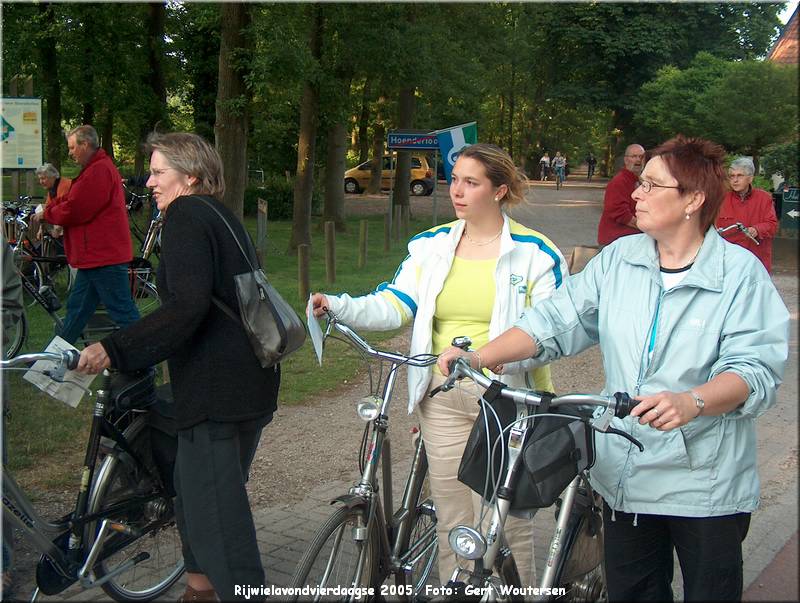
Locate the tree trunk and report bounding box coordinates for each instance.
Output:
[394,86,416,209]
[135,2,168,178]
[323,120,347,231]
[289,5,323,251]
[99,111,114,159]
[215,2,252,219]
[366,95,386,194]
[357,78,372,164]
[36,3,62,171]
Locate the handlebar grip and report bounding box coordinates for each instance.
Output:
[613,392,638,418]
[64,349,80,371]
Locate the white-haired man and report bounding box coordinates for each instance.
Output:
[597,143,645,245]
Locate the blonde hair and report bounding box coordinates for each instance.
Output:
[458,143,528,206]
[146,132,225,198]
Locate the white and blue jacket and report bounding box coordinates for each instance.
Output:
[326,214,569,413]
[515,228,790,517]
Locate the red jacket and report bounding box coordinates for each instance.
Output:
[44,149,133,269]
[716,187,778,273]
[597,168,641,245]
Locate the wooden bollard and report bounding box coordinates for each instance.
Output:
[256,198,268,265]
[325,221,336,284]
[298,244,310,303]
[384,214,391,252]
[358,219,368,269]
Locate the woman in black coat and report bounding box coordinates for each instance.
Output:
[78,132,279,602]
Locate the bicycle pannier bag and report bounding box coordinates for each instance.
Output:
[195,196,307,368]
[457,382,596,510]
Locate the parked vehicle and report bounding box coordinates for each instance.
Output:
[344,154,434,196]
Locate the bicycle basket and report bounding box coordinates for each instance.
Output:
[457,382,596,510]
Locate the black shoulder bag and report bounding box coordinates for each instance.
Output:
[195,196,307,368]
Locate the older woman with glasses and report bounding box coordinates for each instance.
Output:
[439,136,789,601]
[716,156,778,273]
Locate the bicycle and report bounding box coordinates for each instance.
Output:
[288,310,439,602]
[124,183,162,260]
[429,351,643,602]
[1,350,184,601]
[717,222,760,246]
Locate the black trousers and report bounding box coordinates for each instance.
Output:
[174,416,272,602]
[602,502,751,602]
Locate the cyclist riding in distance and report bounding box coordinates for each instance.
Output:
[439,135,789,602]
[311,142,568,587]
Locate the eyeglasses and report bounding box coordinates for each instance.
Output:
[728,173,749,180]
[635,178,682,194]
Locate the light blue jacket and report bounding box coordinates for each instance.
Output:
[515,229,789,517]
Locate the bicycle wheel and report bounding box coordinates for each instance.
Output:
[553,491,606,602]
[86,417,184,602]
[289,504,379,602]
[132,279,160,317]
[402,498,438,594]
[3,313,28,359]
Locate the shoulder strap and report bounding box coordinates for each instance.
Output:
[189,195,255,323]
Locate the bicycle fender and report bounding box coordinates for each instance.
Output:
[330,493,368,509]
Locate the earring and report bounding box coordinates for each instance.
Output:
[495,197,500,202]
[685,213,691,220]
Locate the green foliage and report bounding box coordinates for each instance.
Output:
[761,139,800,186]
[243,175,322,219]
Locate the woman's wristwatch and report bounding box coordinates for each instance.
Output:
[689,390,705,416]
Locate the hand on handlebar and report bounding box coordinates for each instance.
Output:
[76,343,112,375]
[436,346,473,376]
[309,292,330,318]
[630,390,700,431]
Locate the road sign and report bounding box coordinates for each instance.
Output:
[387,130,439,150]
[1,97,43,169]
[780,187,798,231]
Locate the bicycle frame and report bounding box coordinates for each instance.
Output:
[1,357,165,595]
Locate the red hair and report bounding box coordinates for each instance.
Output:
[649,136,727,233]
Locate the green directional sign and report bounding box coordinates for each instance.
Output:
[780,187,798,232]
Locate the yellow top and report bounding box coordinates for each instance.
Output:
[432,256,497,375]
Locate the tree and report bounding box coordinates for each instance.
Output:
[215,2,252,218]
[36,2,63,170]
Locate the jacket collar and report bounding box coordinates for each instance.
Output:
[75,148,108,181]
[622,228,725,292]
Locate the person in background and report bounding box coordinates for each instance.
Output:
[76,132,280,602]
[32,163,71,240]
[440,135,789,602]
[716,156,778,273]
[585,152,597,181]
[597,143,645,245]
[310,143,568,586]
[552,151,567,182]
[539,151,551,181]
[43,125,139,344]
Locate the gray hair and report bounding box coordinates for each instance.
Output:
[35,163,60,179]
[67,125,99,149]
[729,156,755,176]
[146,132,225,198]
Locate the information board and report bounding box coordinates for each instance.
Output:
[1,97,43,169]
[780,187,798,232]
[387,130,439,150]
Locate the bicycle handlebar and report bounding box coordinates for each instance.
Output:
[1,350,80,372]
[322,309,438,368]
[432,356,637,418]
[717,222,760,245]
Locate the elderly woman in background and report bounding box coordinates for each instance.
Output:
[32,163,71,239]
[439,136,789,601]
[76,132,280,602]
[716,156,778,273]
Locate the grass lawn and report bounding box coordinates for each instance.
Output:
[4,209,427,494]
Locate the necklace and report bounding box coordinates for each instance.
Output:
[659,243,701,270]
[464,227,503,246]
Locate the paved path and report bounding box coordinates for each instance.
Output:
[33,182,799,601]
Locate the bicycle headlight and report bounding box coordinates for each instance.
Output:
[356,396,381,421]
[448,526,486,560]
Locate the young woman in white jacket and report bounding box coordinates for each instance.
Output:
[311,143,568,585]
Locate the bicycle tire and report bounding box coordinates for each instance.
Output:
[85,416,184,602]
[3,312,28,359]
[288,504,379,602]
[131,279,160,317]
[552,492,606,602]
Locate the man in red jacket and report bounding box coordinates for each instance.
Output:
[597,143,645,245]
[44,125,139,344]
[716,156,778,273]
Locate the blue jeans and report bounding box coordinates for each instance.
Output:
[59,263,140,344]
[555,166,566,181]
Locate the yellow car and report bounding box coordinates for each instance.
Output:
[344,154,434,196]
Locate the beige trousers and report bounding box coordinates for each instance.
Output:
[417,374,536,586]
